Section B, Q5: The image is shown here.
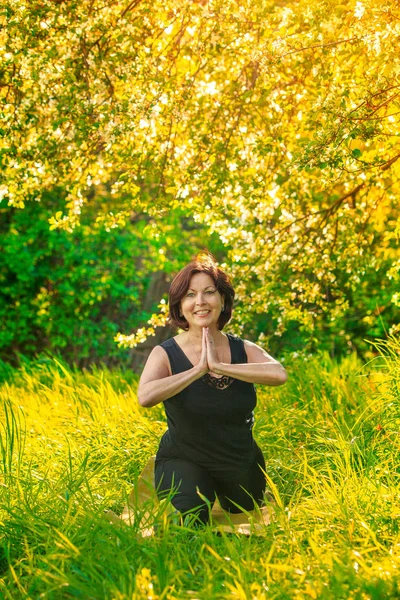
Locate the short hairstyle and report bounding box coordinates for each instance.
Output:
[168,254,235,331]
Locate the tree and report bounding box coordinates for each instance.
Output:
[1,0,399,357]
[0,189,227,365]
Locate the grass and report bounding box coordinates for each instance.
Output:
[0,339,399,599]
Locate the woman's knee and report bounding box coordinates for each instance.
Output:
[216,457,267,513]
[154,458,216,524]
[171,493,212,525]
[218,490,258,513]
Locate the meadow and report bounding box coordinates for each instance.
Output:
[0,339,399,599]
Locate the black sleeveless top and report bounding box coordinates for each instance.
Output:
[156,334,258,477]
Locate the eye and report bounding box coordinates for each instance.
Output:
[186,292,195,297]
[206,290,216,294]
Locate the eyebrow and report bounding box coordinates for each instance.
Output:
[187,286,216,291]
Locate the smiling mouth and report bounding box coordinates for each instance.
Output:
[194,310,211,316]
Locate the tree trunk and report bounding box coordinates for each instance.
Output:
[129,270,176,373]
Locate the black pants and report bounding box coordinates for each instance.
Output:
[154,445,266,526]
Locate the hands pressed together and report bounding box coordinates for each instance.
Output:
[197,327,221,376]
[138,322,288,407]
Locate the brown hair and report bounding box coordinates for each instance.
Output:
[168,254,235,331]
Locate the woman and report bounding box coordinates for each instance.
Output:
[138,255,287,526]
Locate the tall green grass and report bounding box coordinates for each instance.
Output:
[0,340,399,599]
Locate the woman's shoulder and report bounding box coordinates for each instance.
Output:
[159,335,189,354]
[158,337,177,349]
[225,332,244,344]
[224,332,248,362]
[159,333,185,346]
[226,332,256,346]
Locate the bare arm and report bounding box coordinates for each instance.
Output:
[137,338,207,408]
[207,334,287,386]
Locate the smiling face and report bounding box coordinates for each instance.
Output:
[180,272,224,331]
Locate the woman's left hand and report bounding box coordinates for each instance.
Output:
[204,327,220,372]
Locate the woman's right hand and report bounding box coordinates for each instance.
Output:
[196,327,209,376]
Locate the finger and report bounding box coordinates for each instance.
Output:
[202,328,208,353]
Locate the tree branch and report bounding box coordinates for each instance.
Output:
[281,36,362,58]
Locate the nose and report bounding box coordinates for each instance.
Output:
[195,293,207,305]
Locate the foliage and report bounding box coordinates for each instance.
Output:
[1,0,399,356]
[0,340,399,598]
[0,188,228,365]
[0,192,148,364]
[0,191,215,365]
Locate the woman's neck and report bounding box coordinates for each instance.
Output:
[186,325,223,341]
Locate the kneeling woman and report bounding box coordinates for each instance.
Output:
[138,255,287,526]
